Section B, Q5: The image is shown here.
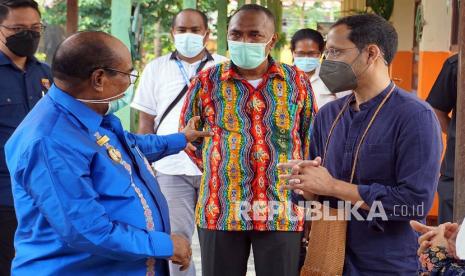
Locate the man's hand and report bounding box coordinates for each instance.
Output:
[444,223,460,259]
[410,220,451,256]
[181,116,214,151]
[170,234,192,271]
[279,157,337,199]
[277,157,321,199]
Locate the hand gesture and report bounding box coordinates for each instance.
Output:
[279,157,336,199]
[170,233,192,271]
[181,116,213,151]
[410,220,450,255]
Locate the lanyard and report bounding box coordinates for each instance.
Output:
[322,84,396,184]
[175,58,207,86]
[175,59,191,86]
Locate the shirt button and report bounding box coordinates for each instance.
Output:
[6,98,11,103]
[29,96,33,100]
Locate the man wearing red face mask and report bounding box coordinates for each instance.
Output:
[0,1,52,274]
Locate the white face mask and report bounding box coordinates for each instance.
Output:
[227,36,273,70]
[174,33,206,58]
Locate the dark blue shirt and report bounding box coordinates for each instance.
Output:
[297,83,442,275]
[0,51,52,206]
[426,54,457,178]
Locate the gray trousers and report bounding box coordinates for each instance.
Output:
[157,173,201,276]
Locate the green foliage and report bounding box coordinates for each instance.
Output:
[42,0,111,32]
[41,0,218,65]
[283,1,339,37]
[366,0,394,21]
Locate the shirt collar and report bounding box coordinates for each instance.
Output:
[47,84,103,134]
[169,50,214,62]
[220,57,285,81]
[354,81,396,111]
[0,50,41,67]
[0,51,10,65]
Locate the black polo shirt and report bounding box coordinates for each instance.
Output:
[426,54,457,179]
[0,51,52,206]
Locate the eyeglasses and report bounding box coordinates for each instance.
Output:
[0,23,46,34]
[323,47,359,59]
[102,68,139,84]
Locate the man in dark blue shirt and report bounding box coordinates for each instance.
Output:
[0,1,52,274]
[281,14,442,275]
[426,54,458,224]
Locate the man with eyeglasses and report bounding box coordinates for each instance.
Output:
[131,8,226,276]
[0,1,52,274]
[280,14,442,275]
[290,28,352,109]
[5,31,213,275]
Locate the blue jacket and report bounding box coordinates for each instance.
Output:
[5,84,187,275]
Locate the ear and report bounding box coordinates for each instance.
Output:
[270,33,279,49]
[91,69,105,93]
[203,29,211,44]
[366,44,382,65]
[170,29,175,40]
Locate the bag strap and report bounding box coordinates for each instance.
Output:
[154,51,213,134]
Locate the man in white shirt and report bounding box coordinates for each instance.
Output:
[131,9,227,276]
[290,28,351,108]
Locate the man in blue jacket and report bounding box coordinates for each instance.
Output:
[5,31,212,275]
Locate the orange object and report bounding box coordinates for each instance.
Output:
[417,51,451,100]
[390,51,414,91]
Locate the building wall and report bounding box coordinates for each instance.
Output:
[390,0,415,92]
[390,0,454,219]
[417,0,453,100]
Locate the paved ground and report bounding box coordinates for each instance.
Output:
[192,229,256,275]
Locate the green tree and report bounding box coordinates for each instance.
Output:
[40,0,218,65]
[41,0,111,32]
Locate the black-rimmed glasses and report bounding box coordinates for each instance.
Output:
[323,47,359,59]
[0,23,46,34]
[102,68,139,84]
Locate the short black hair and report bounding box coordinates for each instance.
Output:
[52,31,120,82]
[332,13,398,64]
[290,28,325,53]
[171,9,209,29]
[0,0,41,24]
[231,4,276,31]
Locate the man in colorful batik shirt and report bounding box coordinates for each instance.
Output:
[179,4,316,276]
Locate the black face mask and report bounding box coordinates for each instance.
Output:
[4,30,40,58]
[319,59,358,93]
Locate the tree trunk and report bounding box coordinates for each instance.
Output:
[217,0,228,56]
[66,0,78,36]
[454,0,465,222]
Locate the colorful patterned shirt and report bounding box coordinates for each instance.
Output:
[180,59,316,231]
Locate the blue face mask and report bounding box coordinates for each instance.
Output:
[105,85,134,115]
[174,33,206,58]
[294,57,320,73]
[228,37,273,70]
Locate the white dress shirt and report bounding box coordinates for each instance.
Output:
[131,51,228,176]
